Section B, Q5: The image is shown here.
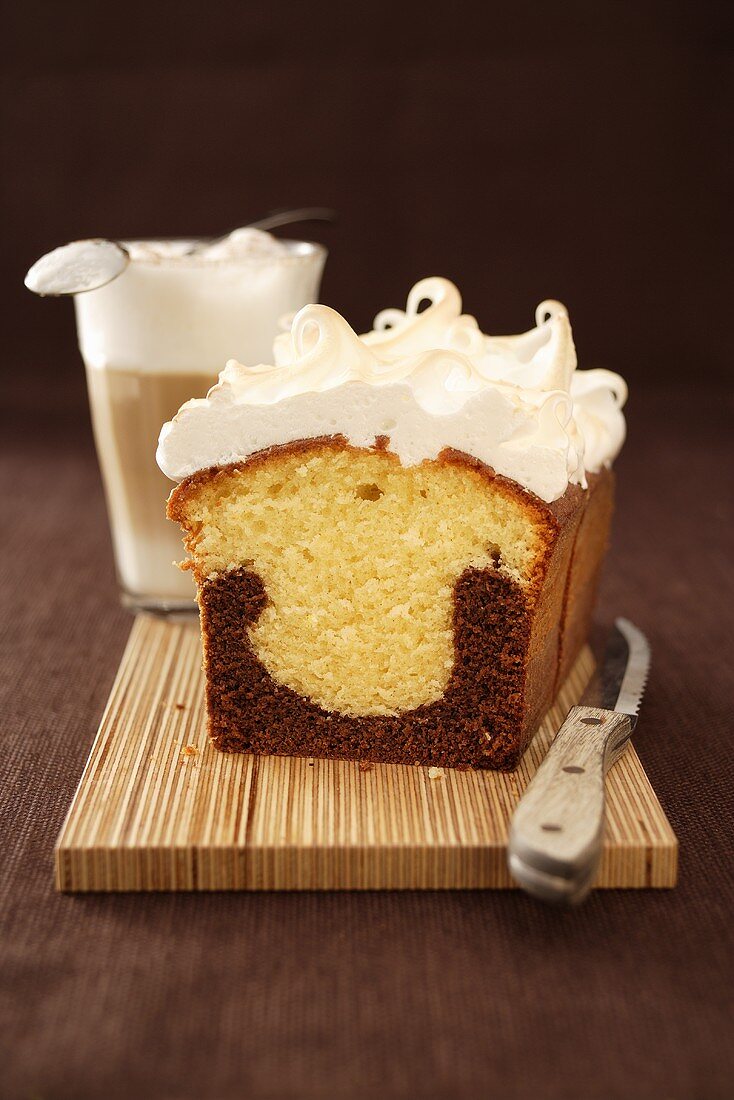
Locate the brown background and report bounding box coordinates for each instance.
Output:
[2,3,733,1099]
[3,0,732,383]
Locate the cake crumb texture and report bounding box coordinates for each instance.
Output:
[171,444,550,716]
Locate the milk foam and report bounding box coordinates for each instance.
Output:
[75,230,327,374]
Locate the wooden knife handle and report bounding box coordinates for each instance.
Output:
[508,706,633,904]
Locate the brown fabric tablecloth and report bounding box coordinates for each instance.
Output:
[1,380,733,1100]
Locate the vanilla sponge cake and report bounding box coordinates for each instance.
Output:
[158,278,626,770]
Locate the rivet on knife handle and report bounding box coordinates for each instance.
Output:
[508,706,633,904]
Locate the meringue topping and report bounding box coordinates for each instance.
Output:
[157,277,627,503]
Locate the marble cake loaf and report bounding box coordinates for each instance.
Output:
[158,278,626,770]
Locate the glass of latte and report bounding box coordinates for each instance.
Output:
[71,230,326,613]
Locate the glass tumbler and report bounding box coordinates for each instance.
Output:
[74,238,326,614]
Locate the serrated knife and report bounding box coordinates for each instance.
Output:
[508,618,651,905]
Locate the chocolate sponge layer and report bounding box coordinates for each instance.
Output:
[201,562,533,770]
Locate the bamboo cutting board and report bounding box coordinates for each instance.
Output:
[55,615,677,891]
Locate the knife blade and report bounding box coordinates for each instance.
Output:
[580,617,650,726]
[508,618,651,905]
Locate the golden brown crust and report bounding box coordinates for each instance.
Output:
[557,467,615,687]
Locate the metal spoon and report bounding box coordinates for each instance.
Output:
[25,238,130,297]
[24,207,336,297]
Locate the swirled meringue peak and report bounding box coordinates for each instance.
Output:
[157,277,627,502]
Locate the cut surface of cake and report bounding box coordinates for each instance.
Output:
[158,278,627,770]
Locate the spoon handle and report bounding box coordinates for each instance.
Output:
[249,206,337,231]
